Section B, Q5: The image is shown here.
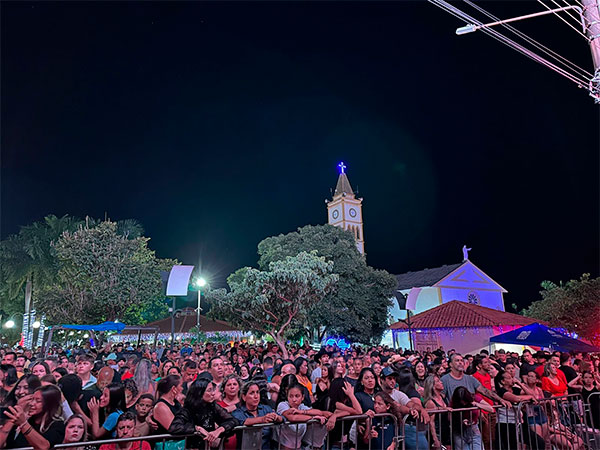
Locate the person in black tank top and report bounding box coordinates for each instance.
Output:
[152,375,183,435]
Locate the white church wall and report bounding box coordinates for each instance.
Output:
[440,287,505,311]
[388,287,442,325]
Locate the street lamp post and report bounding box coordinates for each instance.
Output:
[195,278,207,342]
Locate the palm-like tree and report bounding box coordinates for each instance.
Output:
[0,215,82,343]
[1,215,147,341]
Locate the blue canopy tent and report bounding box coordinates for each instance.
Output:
[58,321,127,332]
[43,322,159,355]
[490,323,600,352]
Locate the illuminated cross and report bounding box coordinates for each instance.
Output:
[338,162,347,174]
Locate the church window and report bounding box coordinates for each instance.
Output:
[357,227,361,240]
[467,291,480,305]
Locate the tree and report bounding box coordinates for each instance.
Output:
[256,224,397,344]
[36,221,176,325]
[208,251,338,359]
[0,216,170,329]
[258,225,397,343]
[522,274,600,345]
[0,215,83,344]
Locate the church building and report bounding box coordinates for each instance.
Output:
[325,163,510,349]
[325,162,365,255]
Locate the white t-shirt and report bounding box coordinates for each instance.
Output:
[276,401,311,448]
[310,367,322,392]
[390,389,410,406]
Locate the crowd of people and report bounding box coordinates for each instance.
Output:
[0,340,598,450]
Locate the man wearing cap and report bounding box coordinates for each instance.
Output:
[380,366,428,450]
[380,367,409,404]
[104,353,119,370]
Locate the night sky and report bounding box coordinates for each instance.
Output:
[2,1,598,309]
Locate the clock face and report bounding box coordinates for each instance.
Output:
[349,208,357,218]
[332,210,339,220]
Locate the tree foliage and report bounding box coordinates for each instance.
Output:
[522,274,600,345]
[257,224,397,344]
[1,216,170,328]
[34,221,174,325]
[208,251,338,358]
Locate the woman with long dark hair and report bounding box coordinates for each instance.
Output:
[88,382,126,439]
[495,369,545,450]
[231,381,283,450]
[362,391,404,450]
[450,386,493,450]
[0,365,18,400]
[412,360,427,395]
[0,384,65,449]
[293,358,313,399]
[218,375,241,414]
[326,378,362,449]
[30,361,52,379]
[169,378,238,448]
[1,374,41,416]
[276,374,311,408]
[313,363,333,411]
[396,367,430,450]
[275,382,329,450]
[153,375,184,450]
[153,375,182,434]
[354,367,380,412]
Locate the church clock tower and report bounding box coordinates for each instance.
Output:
[326,162,365,255]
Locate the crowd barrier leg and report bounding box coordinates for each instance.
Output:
[584,392,600,450]
[478,410,497,450]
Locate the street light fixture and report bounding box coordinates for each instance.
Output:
[4,320,15,329]
[32,321,41,329]
[194,277,207,342]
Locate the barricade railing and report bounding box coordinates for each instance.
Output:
[517,393,590,450]
[408,405,497,450]
[9,413,401,450]
[11,397,594,450]
[398,393,599,450]
[10,432,197,450]
[583,391,600,450]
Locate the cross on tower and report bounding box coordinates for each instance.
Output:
[338,162,347,174]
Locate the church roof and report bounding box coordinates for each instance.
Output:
[334,173,354,197]
[389,300,542,329]
[395,263,462,290]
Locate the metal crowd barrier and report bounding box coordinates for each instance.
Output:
[404,405,494,450]
[13,394,598,450]
[11,433,197,450]
[403,393,596,450]
[9,413,401,450]
[516,393,593,450]
[583,391,600,450]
